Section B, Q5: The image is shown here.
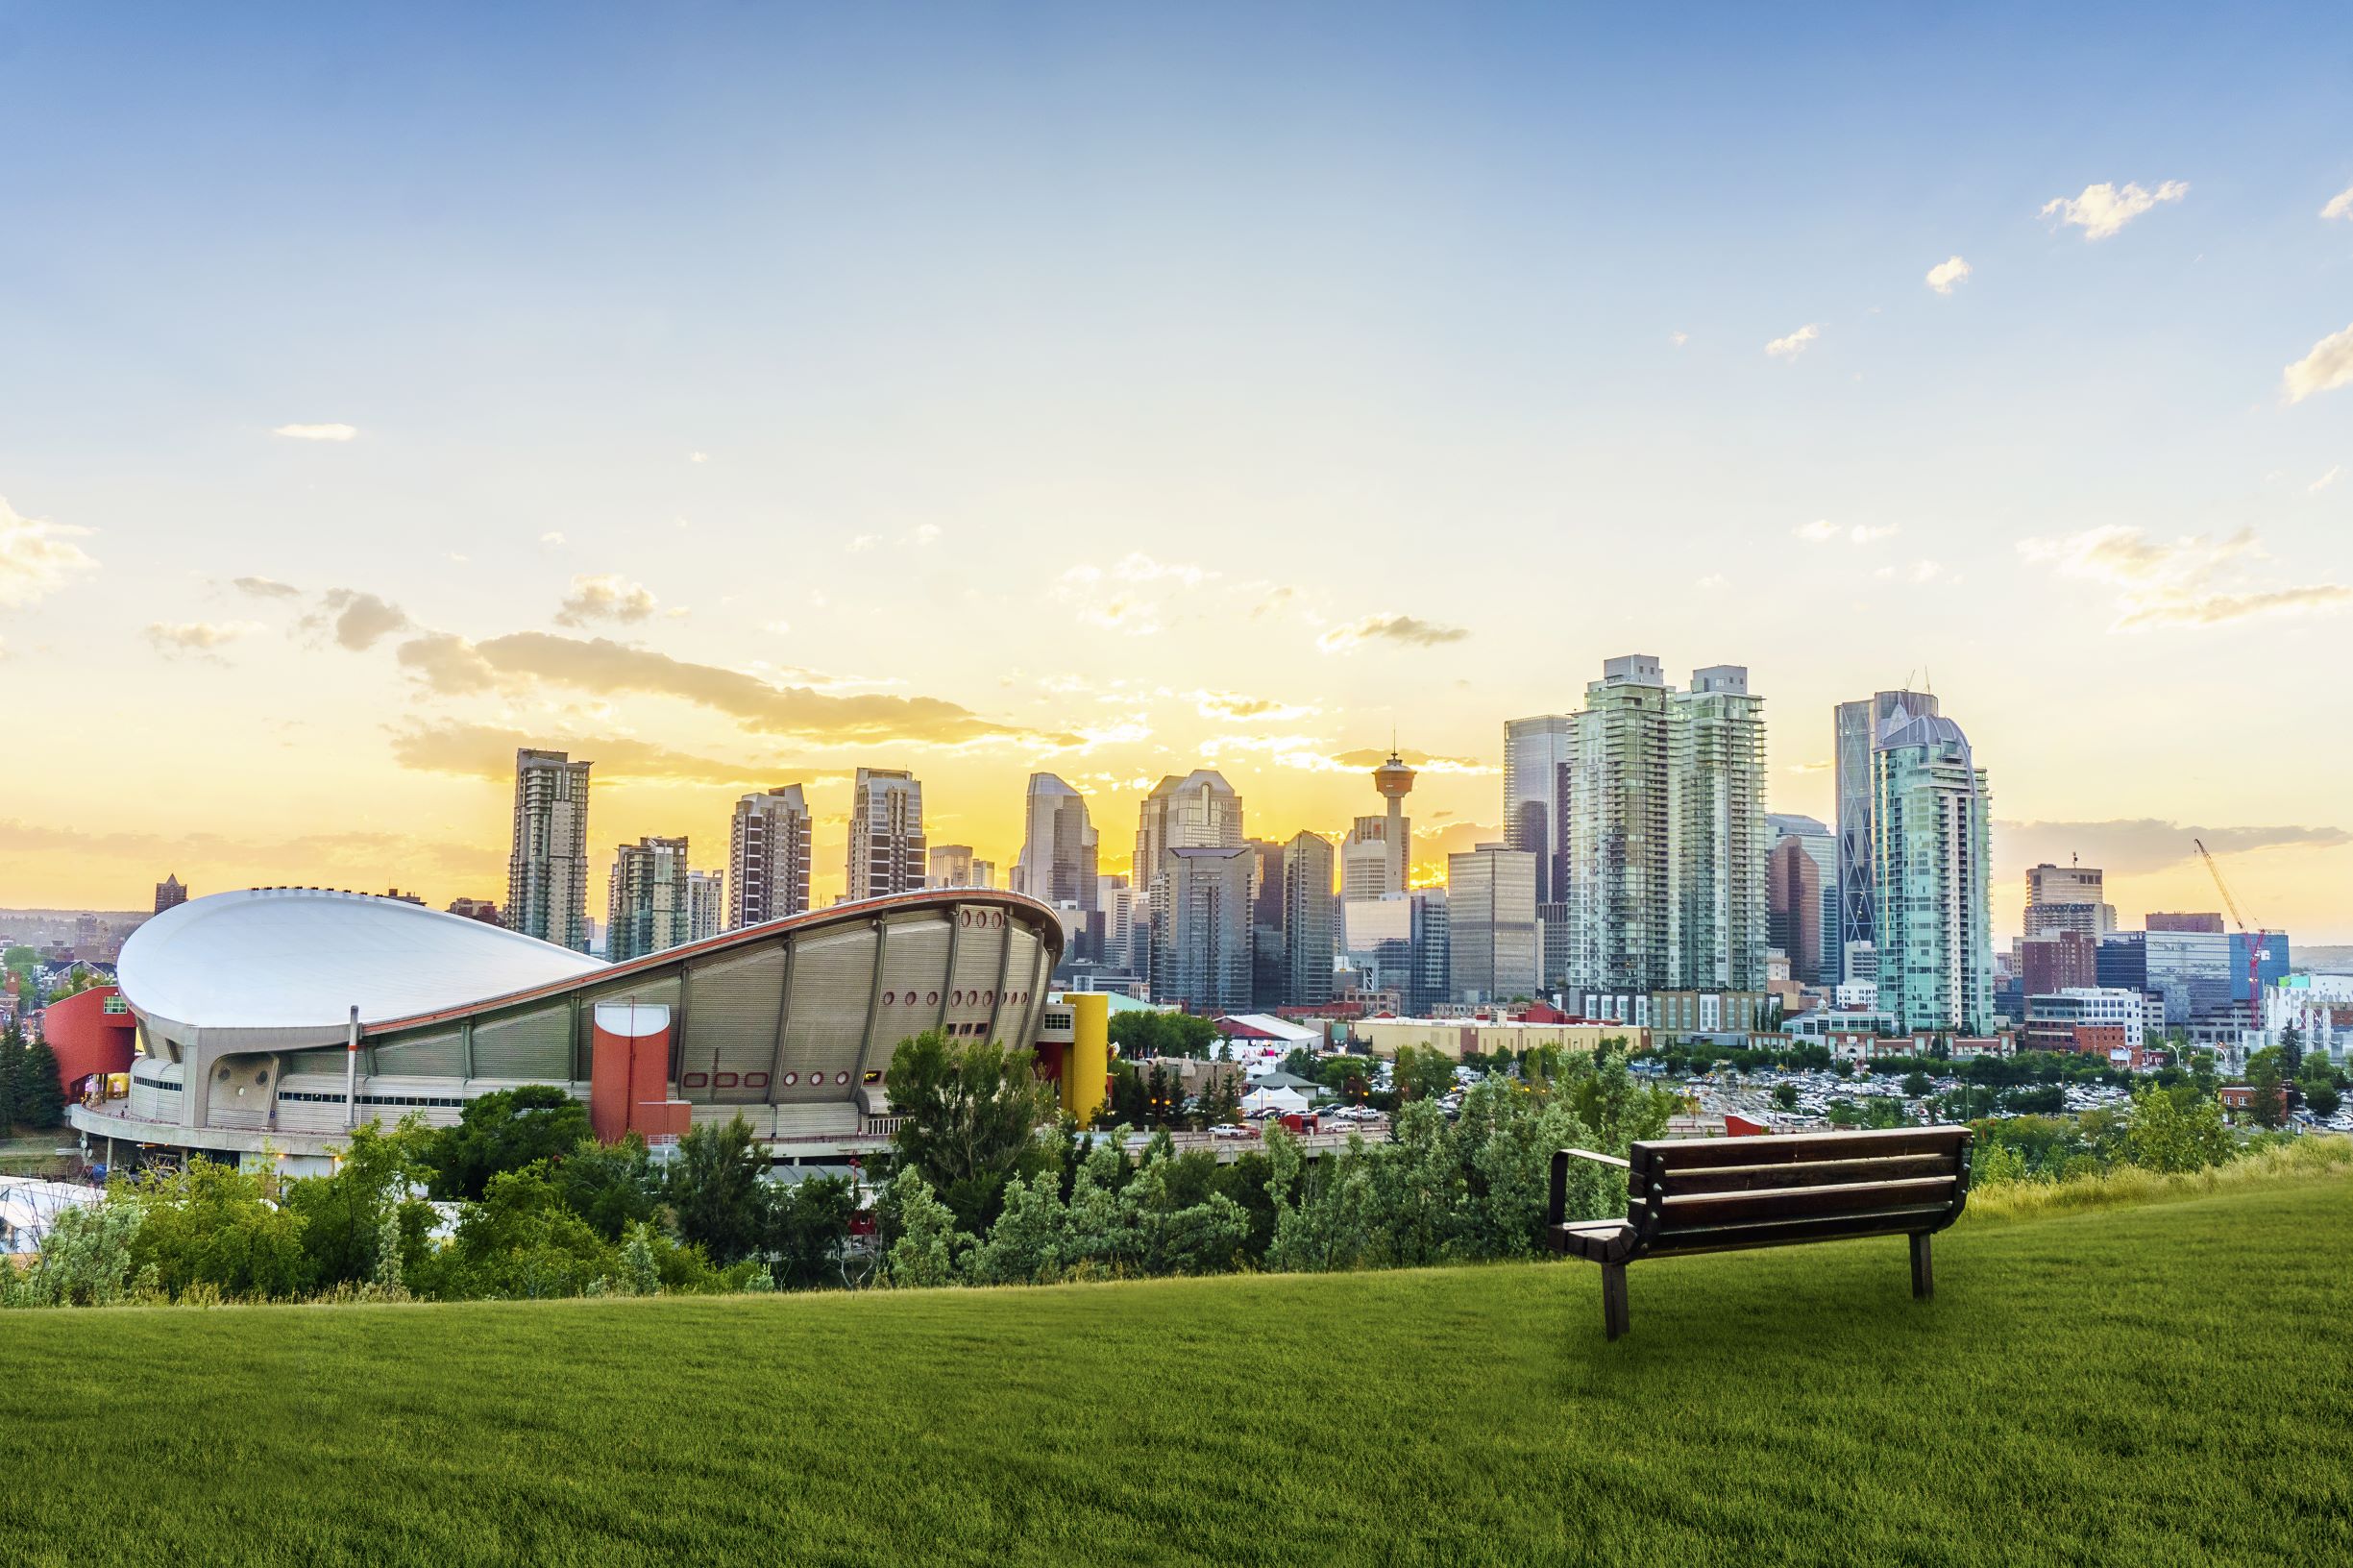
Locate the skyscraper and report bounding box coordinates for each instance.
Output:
[1768,838,1825,986]
[506,748,592,951]
[1667,666,1769,991]
[1409,888,1452,1016]
[1338,817,1395,901]
[1835,689,1937,978]
[1134,770,1242,985]
[1149,844,1256,1015]
[1281,830,1336,1009]
[1556,658,1767,993]
[2024,861,2118,939]
[1872,705,1994,1033]
[728,785,812,929]
[1503,714,1574,903]
[685,869,724,944]
[607,835,690,963]
[154,873,187,915]
[929,845,978,888]
[1765,813,1840,984]
[1012,773,1098,948]
[1249,838,1289,1008]
[1447,845,1539,1003]
[846,768,925,901]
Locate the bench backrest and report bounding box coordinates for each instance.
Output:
[1623,1126,1973,1259]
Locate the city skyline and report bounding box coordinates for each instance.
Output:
[3,7,2350,938]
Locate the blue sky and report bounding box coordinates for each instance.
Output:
[3,2,2350,934]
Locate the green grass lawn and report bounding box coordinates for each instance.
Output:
[5,1176,2349,1567]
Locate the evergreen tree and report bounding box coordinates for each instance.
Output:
[19,1033,65,1129]
[0,1019,23,1131]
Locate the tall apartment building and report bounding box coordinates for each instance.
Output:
[154,874,188,916]
[1835,690,1936,979]
[1557,657,1768,994]
[846,769,925,902]
[1668,665,1769,991]
[1095,873,1143,977]
[506,748,593,951]
[1149,845,1257,1015]
[1012,773,1098,951]
[1281,832,1337,1009]
[606,836,690,963]
[1872,706,1994,1033]
[1409,888,1452,1016]
[728,785,812,929]
[1447,845,1540,1003]
[685,869,724,944]
[1503,714,1574,904]
[1765,812,1840,984]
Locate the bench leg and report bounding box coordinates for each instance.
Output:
[1601,1263,1630,1341]
[1909,1233,1933,1300]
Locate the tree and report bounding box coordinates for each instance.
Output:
[765,1173,857,1288]
[1772,1082,1799,1112]
[126,1159,313,1302]
[550,1133,664,1241]
[887,1030,1058,1231]
[880,1168,967,1286]
[0,1019,24,1130]
[1901,1070,1932,1099]
[16,1036,66,1128]
[667,1115,769,1265]
[1107,1010,1220,1061]
[414,1164,619,1301]
[2122,1085,2233,1174]
[421,1085,594,1200]
[282,1119,433,1289]
[2243,1048,2289,1131]
[1390,1044,1458,1103]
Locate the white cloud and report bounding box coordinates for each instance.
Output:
[1315,611,1471,653]
[687,451,710,463]
[2321,184,2353,222]
[554,573,659,627]
[2040,180,2187,240]
[910,525,942,547]
[763,618,793,635]
[231,575,302,600]
[272,423,356,442]
[1668,331,1689,348]
[1765,324,1821,359]
[2310,466,2344,495]
[1924,256,1973,295]
[2018,524,2351,629]
[1793,519,1899,546]
[539,531,567,547]
[2282,323,2353,404]
[0,498,99,607]
[846,534,880,552]
[1695,573,1728,590]
[1191,690,1318,723]
[1875,559,1945,583]
[147,620,264,657]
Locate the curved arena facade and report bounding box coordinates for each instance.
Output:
[72,886,1067,1171]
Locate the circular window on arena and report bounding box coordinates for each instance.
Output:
[782,1072,797,1087]
[882,992,895,1006]
[926,991,939,1005]
[950,991,964,1007]
[835,1071,850,1085]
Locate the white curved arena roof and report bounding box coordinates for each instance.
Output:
[119,888,609,1035]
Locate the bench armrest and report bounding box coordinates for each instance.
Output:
[1550,1147,1633,1226]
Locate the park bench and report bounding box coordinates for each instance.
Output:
[1547,1126,1974,1340]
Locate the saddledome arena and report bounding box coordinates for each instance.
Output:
[73,886,1079,1175]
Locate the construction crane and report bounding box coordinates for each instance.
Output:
[2194,838,2280,1083]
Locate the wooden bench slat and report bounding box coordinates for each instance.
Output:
[1647,1202,1955,1256]
[1658,1176,1954,1226]
[1660,1153,1960,1194]
[1633,1128,1969,1172]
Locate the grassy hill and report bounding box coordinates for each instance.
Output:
[5,1174,2350,1567]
